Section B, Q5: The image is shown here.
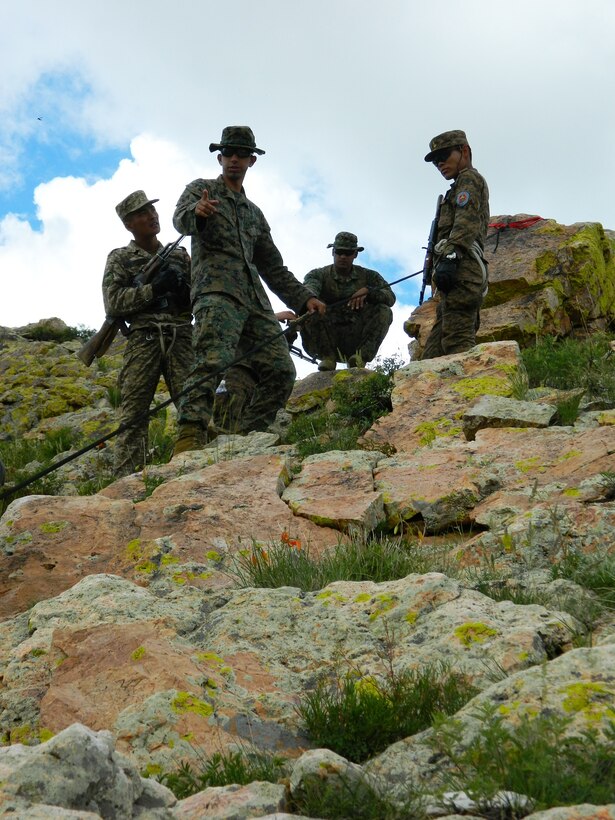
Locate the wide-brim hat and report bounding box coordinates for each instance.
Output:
[424,130,468,162]
[327,231,364,252]
[209,125,265,155]
[115,190,159,221]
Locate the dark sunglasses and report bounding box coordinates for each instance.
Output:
[334,249,356,257]
[431,146,459,165]
[220,146,254,158]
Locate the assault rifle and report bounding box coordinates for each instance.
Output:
[418,194,443,305]
[77,235,185,366]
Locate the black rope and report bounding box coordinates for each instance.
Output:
[0,266,423,502]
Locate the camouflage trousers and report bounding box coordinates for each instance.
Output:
[178,293,296,433]
[420,255,487,360]
[114,323,193,476]
[300,303,393,364]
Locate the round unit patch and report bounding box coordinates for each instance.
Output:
[456,191,470,207]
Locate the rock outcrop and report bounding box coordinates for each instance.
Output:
[405,216,615,356]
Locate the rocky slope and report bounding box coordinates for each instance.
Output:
[0,215,614,818]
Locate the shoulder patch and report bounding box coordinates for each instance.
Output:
[456,191,470,207]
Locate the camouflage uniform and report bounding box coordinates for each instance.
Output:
[103,238,193,475]
[301,261,395,364]
[173,174,316,433]
[421,131,490,359]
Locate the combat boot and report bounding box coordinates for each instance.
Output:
[172,422,207,457]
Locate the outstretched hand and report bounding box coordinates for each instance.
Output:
[195,189,219,219]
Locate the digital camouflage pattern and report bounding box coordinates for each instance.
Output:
[102,241,193,475]
[180,293,295,433]
[300,264,395,363]
[424,129,469,162]
[326,231,365,251]
[115,190,160,222]
[209,125,265,155]
[421,165,490,359]
[173,175,315,431]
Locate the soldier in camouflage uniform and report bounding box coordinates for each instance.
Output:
[172,126,325,454]
[103,191,193,476]
[420,130,490,359]
[300,232,395,370]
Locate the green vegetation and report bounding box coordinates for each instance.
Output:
[230,533,450,592]
[156,746,286,800]
[21,323,95,343]
[552,548,615,611]
[285,366,396,457]
[298,660,478,764]
[431,704,615,815]
[521,332,615,403]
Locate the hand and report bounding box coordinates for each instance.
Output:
[306,297,326,315]
[275,310,297,323]
[433,254,458,294]
[347,287,368,310]
[151,263,179,297]
[195,189,219,218]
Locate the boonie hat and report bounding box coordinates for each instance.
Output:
[115,190,159,221]
[424,130,469,162]
[209,126,265,155]
[327,231,364,252]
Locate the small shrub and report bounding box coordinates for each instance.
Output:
[156,747,286,800]
[291,775,423,820]
[431,704,615,814]
[298,660,478,764]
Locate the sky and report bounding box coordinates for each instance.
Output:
[1,0,614,377]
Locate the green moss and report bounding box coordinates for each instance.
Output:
[354,593,372,603]
[405,610,418,624]
[563,488,580,497]
[454,621,498,647]
[171,691,214,718]
[131,646,146,661]
[453,376,512,401]
[514,456,546,474]
[368,592,398,621]
[39,520,69,534]
[206,550,221,561]
[414,418,463,446]
[560,682,615,722]
[160,554,179,566]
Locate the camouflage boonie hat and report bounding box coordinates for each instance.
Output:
[209,126,265,155]
[424,130,469,162]
[115,190,159,221]
[327,231,364,252]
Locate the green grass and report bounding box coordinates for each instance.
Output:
[552,549,615,611]
[156,746,286,800]
[521,332,615,403]
[431,704,615,815]
[230,533,453,592]
[298,660,478,764]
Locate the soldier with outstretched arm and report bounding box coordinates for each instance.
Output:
[172,125,325,455]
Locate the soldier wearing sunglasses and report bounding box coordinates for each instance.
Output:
[171,126,325,454]
[420,130,490,359]
[299,232,395,371]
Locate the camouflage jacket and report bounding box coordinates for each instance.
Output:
[102,240,192,331]
[173,176,315,315]
[303,264,396,313]
[437,167,490,257]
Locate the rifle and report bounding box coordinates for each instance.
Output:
[418,194,443,305]
[77,235,186,366]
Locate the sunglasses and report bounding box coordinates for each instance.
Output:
[334,249,356,257]
[220,147,254,158]
[431,146,459,165]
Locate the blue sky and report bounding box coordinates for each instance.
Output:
[1,0,615,373]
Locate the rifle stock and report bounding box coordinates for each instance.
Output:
[418,194,444,306]
[77,234,185,367]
